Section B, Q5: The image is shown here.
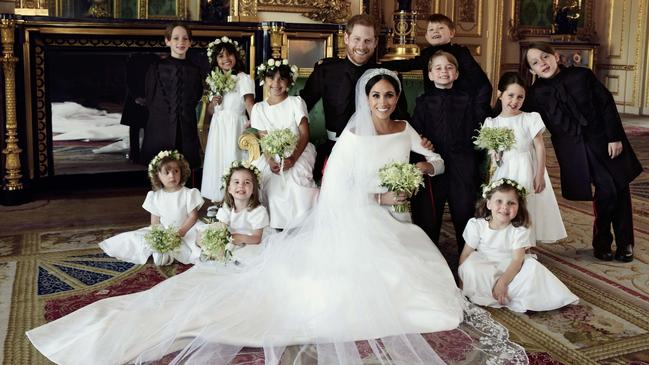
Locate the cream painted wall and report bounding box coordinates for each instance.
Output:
[498,0,649,115]
[645,21,649,113]
[594,0,648,115]
[189,0,200,20]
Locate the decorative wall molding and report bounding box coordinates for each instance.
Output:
[301,0,350,24]
[453,0,482,37]
[598,63,637,71]
[605,0,624,58]
[230,0,257,20]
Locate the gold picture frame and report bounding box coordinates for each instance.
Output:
[229,0,349,23]
[138,0,188,19]
[45,0,189,19]
[510,0,593,40]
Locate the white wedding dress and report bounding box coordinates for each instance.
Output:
[27,69,527,365]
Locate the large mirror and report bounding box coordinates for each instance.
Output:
[23,25,256,178]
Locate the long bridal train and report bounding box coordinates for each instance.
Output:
[27,68,527,365]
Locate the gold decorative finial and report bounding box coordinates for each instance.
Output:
[381,11,419,61]
[269,23,285,59]
[1,17,24,193]
[336,27,346,59]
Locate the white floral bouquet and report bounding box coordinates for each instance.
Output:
[205,69,237,98]
[473,127,516,166]
[144,224,182,253]
[256,58,299,87]
[378,162,425,213]
[198,222,233,262]
[259,128,297,163]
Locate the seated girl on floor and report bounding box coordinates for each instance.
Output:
[458,178,579,313]
[210,161,270,263]
[100,150,204,265]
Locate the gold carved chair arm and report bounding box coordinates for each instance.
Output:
[238,128,261,164]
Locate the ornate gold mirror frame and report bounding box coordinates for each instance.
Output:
[229,0,350,23]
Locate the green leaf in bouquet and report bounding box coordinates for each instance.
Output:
[473,127,516,152]
[145,224,182,253]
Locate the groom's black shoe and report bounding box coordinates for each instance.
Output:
[614,244,634,262]
[593,248,613,261]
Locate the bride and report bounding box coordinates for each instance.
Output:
[27,69,527,365]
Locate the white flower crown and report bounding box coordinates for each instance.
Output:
[221,160,263,190]
[256,58,299,87]
[207,36,246,66]
[148,150,183,176]
[482,178,527,199]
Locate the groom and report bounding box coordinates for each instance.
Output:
[300,14,412,179]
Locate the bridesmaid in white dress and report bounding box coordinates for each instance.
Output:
[482,72,566,244]
[100,150,204,265]
[251,59,318,229]
[201,37,255,203]
[212,161,270,263]
[27,69,528,365]
[459,178,578,313]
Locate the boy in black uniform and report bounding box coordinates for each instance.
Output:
[411,51,482,255]
[382,13,492,120]
[523,42,642,262]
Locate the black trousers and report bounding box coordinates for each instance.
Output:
[412,172,477,254]
[314,140,336,182]
[588,154,635,251]
[128,126,142,163]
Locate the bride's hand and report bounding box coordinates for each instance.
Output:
[380,191,408,205]
[415,162,434,175]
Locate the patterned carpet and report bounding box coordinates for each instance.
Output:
[1,127,648,364]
